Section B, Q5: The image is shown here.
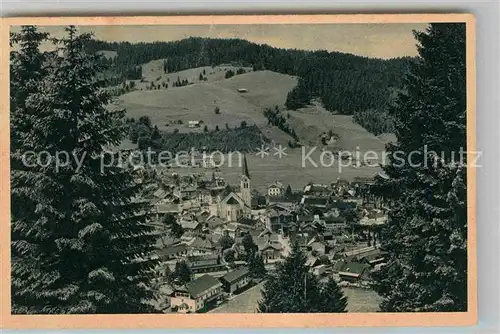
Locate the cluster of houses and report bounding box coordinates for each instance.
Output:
[140,156,390,312]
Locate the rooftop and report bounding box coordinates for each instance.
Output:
[156,244,187,258]
[185,274,222,298]
[221,267,250,284]
[302,197,329,206]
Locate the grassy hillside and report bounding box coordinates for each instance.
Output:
[287,102,387,154]
[213,70,298,109]
[119,79,264,132]
[139,61,252,88]
[89,37,409,115]
[118,70,298,143]
[118,67,387,191]
[119,67,387,153]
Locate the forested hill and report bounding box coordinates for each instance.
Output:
[88,37,412,115]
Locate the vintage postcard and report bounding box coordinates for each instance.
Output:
[0,14,476,328]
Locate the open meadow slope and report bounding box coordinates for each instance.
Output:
[288,104,387,154]
[118,81,266,132]
[140,60,253,88]
[213,70,298,109]
[119,67,385,191]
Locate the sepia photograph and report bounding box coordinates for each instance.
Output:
[1,14,476,328]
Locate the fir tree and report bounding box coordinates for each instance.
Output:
[258,242,323,313]
[372,23,467,312]
[224,249,236,263]
[318,278,348,312]
[242,234,258,258]
[170,222,184,239]
[10,26,158,314]
[248,253,267,279]
[10,26,50,153]
[219,235,234,250]
[151,125,161,141]
[172,261,192,285]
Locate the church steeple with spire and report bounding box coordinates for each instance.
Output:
[240,154,252,208]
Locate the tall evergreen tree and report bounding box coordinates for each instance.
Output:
[318,278,348,312]
[172,261,192,285]
[258,242,346,313]
[10,26,158,314]
[242,233,258,258]
[10,26,50,153]
[372,23,467,312]
[248,253,267,279]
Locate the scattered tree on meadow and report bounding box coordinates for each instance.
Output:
[151,125,161,141]
[138,115,152,128]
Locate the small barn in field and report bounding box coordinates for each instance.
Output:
[188,120,201,128]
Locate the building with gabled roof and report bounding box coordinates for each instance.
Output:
[335,260,372,282]
[267,181,284,197]
[219,192,247,222]
[170,274,223,313]
[220,267,252,294]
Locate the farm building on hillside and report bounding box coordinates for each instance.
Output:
[188,120,201,128]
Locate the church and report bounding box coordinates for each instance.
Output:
[217,155,252,222]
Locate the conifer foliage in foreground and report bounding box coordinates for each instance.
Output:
[372,23,467,312]
[258,243,347,313]
[10,26,158,314]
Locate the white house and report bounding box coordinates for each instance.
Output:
[267,181,284,197]
[188,120,201,128]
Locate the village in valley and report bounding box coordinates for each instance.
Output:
[133,151,389,313]
[9,22,469,318]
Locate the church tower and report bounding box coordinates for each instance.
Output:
[240,154,252,208]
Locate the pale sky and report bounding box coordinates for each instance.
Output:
[15,24,429,59]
